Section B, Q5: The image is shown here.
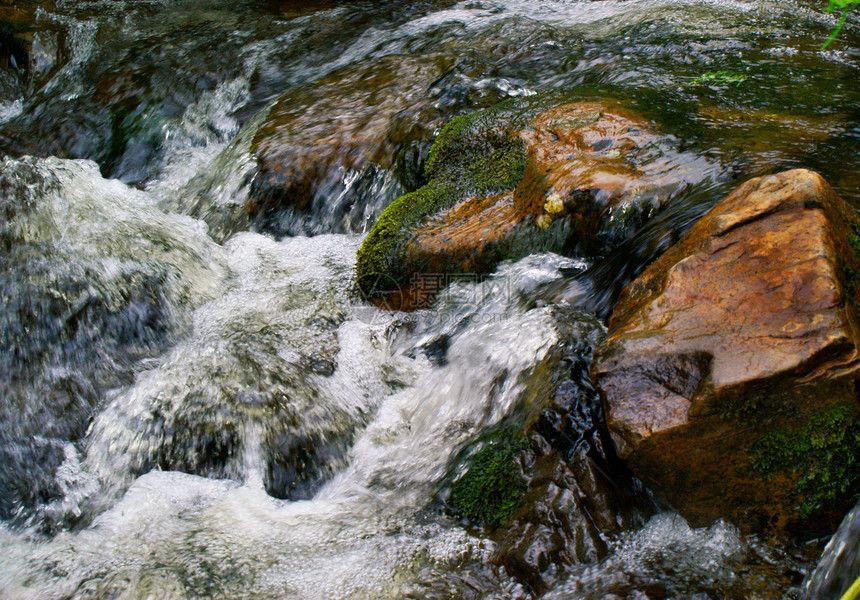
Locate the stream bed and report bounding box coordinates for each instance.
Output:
[1,0,860,598]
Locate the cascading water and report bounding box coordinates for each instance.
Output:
[2,0,860,598]
[805,503,860,600]
[0,190,606,598]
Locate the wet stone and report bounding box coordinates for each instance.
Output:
[267,433,352,500]
[804,501,860,600]
[593,169,860,538]
[444,306,652,596]
[357,96,718,307]
[244,54,456,237]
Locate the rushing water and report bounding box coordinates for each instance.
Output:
[2,0,860,598]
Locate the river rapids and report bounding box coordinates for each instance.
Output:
[1,0,860,598]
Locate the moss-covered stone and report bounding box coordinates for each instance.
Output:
[356,94,701,302]
[354,102,533,283]
[355,97,539,295]
[751,402,860,516]
[449,431,531,528]
[356,183,455,289]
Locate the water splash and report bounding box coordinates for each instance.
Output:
[541,514,747,599]
[0,155,228,524]
[805,502,860,600]
[0,250,597,599]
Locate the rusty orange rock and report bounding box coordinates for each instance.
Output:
[514,102,660,216]
[592,169,860,537]
[407,191,521,275]
[396,101,696,296]
[356,95,723,307]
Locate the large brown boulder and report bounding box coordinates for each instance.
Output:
[592,169,860,538]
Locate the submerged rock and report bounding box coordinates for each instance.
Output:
[0,1,264,184]
[179,53,495,242]
[356,96,709,307]
[694,106,847,177]
[244,54,454,237]
[592,169,860,538]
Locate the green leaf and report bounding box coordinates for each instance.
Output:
[822,0,859,49]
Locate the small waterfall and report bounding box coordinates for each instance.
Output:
[0,155,228,526]
[805,503,860,600]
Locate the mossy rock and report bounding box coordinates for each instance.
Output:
[355,93,581,296]
[356,96,545,294]
[356,93,700,302]
[449,429,531,529]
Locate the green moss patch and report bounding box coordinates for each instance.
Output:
[692,70,747,87]
[719,393,769,422]
[750,402,860,515]
[450,432,531,528]
[842,221,860,295]
[356,182,457,288]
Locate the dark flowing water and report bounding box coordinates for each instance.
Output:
[1,0,859,598]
